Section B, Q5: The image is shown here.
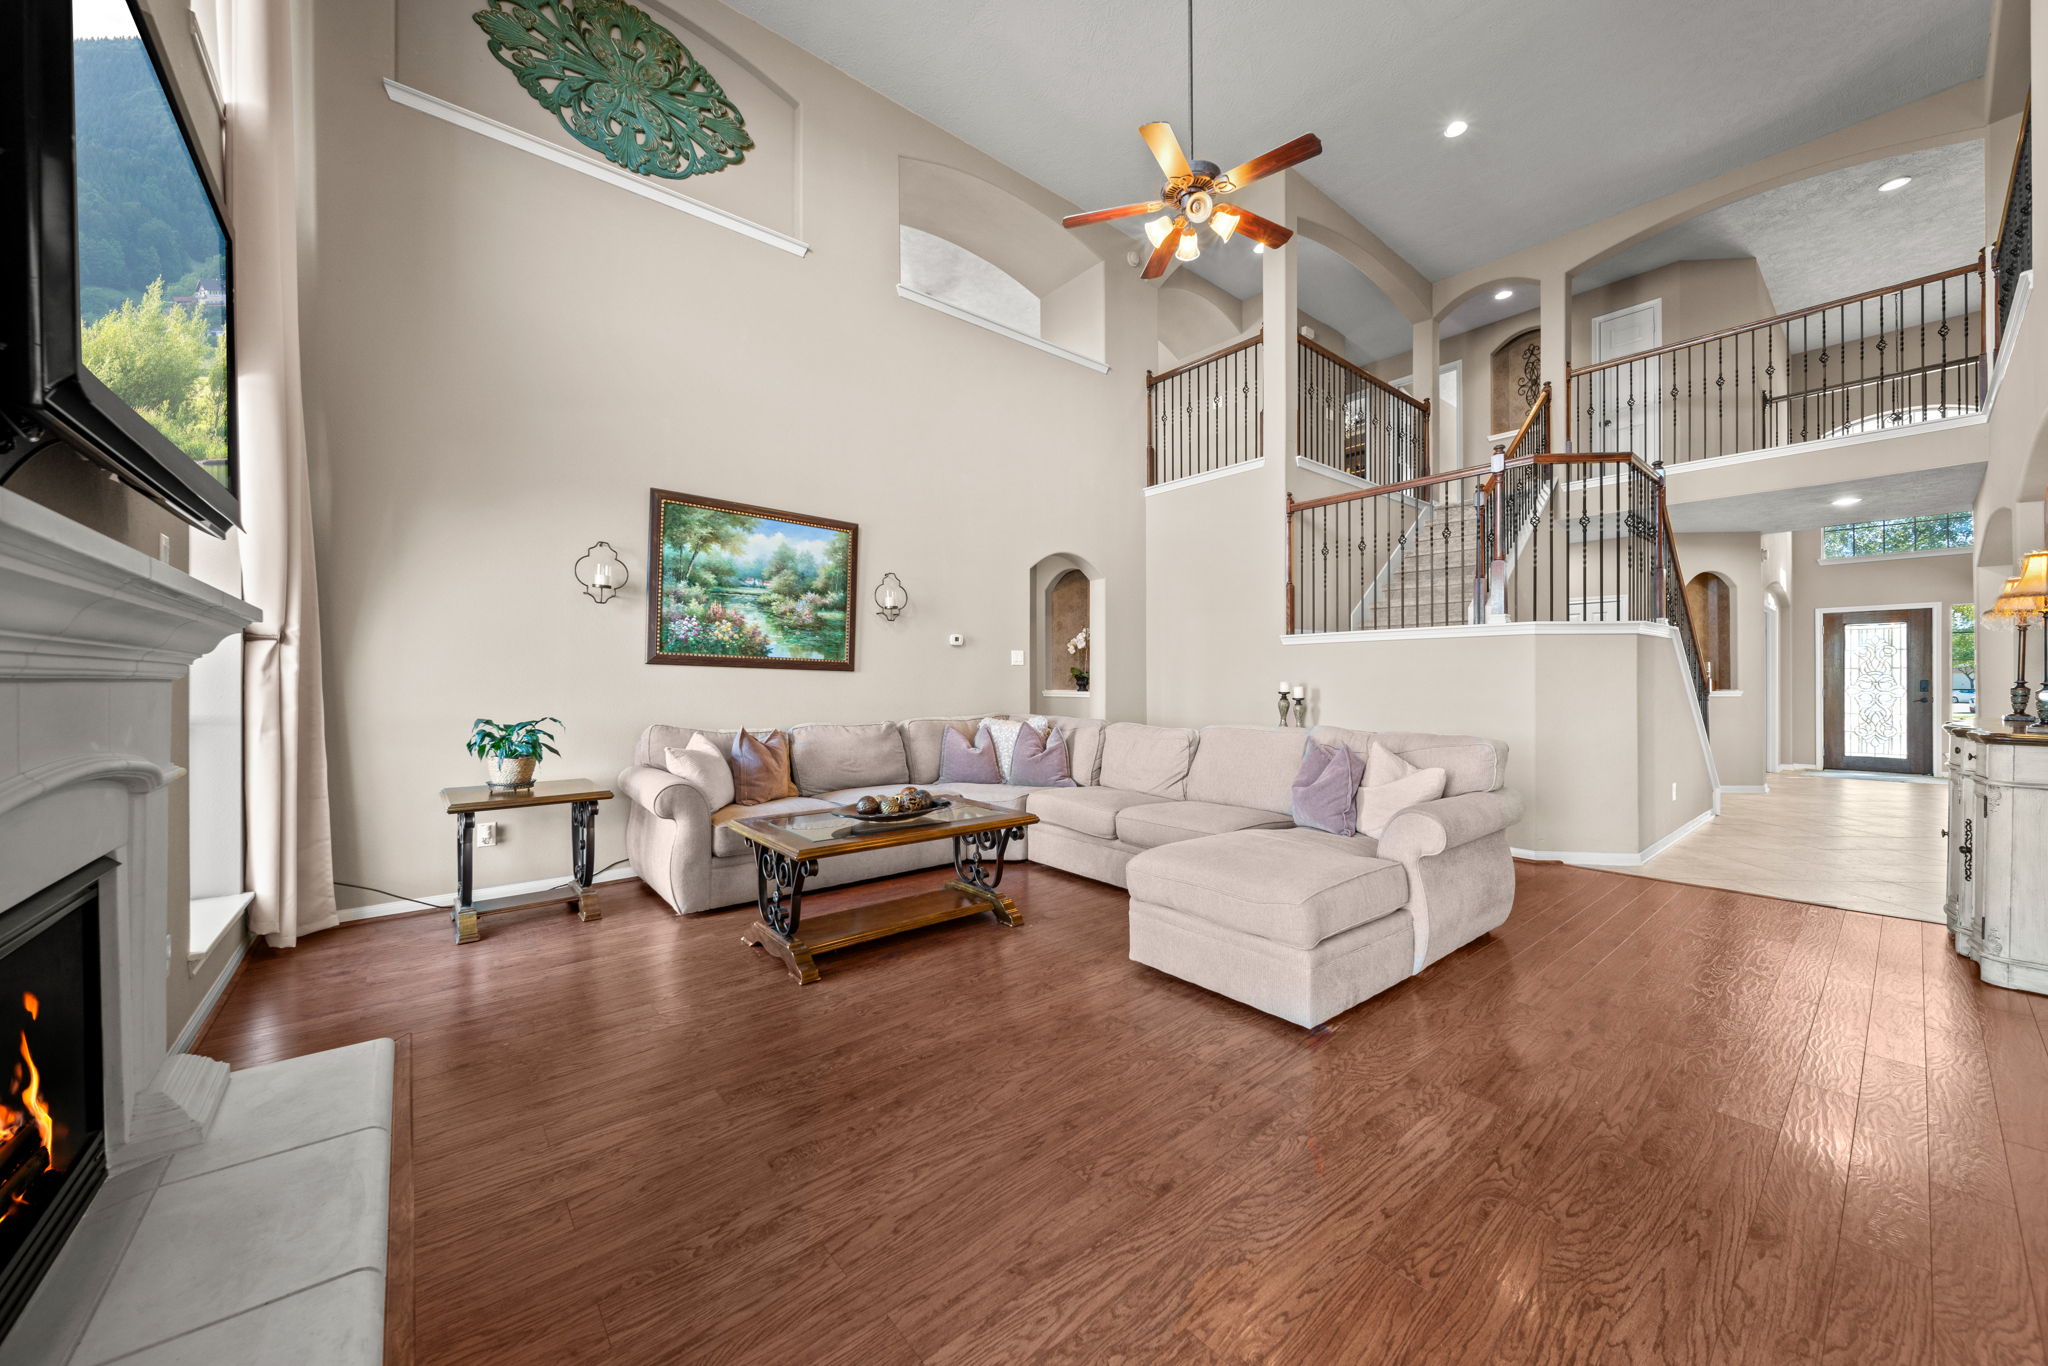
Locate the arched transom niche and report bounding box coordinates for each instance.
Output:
[1686,571,1736,692]
[1031,552,1105,717]
[898,157,1106,360]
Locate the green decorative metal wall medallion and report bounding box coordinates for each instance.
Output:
[472,0,754,180]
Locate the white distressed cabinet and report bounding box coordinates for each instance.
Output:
[1945,723,2048,995]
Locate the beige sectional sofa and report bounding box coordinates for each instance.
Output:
[618,715,1520,1027]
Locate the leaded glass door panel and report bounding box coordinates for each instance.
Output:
[1823,608,1934,774]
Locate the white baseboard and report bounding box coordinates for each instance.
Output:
[1718,784,1770,794]
[173,931,252,1055]
[337,865,641,925]
[1513,805,1716,867]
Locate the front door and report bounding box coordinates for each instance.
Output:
[1823,608,1935,774]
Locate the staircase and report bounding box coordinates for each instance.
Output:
[1355,499,1482,628]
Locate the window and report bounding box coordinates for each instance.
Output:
[1820,513,1972,560]
[1952,603,1976,720]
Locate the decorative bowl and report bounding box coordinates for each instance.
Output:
[834,797,951,824]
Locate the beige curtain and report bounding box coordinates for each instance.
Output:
[230,0,337,946]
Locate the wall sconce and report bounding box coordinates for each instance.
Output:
[574,541,628,604]
[874,572,909,622]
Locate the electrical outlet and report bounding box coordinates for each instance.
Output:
[1010,650,1025,666]
[477,821,499,846]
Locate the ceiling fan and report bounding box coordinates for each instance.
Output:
[1060,2,1322,279]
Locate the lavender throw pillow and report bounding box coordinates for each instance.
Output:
[1291,741,1365,837]
[938,725,1003,784]
[1010,724,1077,787]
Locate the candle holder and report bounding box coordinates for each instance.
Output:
[873,572,909,622]
[574,541,628,604]
[1292,694,1308,727]
[1276,686,1292,726]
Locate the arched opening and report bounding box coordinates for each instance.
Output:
[1045,570,1091,693]
[898,157,1106,361]
[1490,327,1543,435]
[1686,572,1736,692]
[1029,552,1106,717]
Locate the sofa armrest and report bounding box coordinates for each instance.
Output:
[1377,789,1523,862]
[617,764,715,822]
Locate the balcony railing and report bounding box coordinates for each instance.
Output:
[1284,434,1710,726]
[1146,332,1262,487]
[1567,261,1986,465]
[1298,337,1430,486]
[1994,98,2032,352]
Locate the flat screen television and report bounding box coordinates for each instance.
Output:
[0,0,238,535]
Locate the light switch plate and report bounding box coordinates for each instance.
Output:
[1010,650,1025,666]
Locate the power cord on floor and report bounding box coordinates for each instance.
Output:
[335,859,631,912]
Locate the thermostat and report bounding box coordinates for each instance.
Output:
[947,633,964,647]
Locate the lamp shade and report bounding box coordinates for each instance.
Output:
[1988,575,2029,619]
[2015,549,2048,598]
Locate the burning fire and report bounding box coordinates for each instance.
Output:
[1,991,56,1225]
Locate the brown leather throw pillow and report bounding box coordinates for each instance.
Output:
[730,729,797,805]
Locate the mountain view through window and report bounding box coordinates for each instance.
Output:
[72,0,230,486]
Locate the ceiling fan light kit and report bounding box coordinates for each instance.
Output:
[1059,0,1322,279]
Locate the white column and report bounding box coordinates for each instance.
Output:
[1410,317,1440,469]
[1253,176,1299,632]
[1539,268,1570,448]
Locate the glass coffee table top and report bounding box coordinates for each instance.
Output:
[734,797,1031,855]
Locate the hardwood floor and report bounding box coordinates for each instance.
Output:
[195,861,2048,1365]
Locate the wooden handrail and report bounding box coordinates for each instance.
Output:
[1566,261,1984,377]
[1499,384,1550,460]
[1289,448,1644,514]
[1297,335,1430,414]
[1147,330,1263,386]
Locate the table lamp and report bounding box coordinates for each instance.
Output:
[1993,550,2048,729]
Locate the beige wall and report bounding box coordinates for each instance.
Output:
[1782,532,1974,767]
[1675,532,1771,787]
[1146,464,1715,858]
[304,0,1153,910]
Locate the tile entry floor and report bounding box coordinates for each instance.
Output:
[1622,770,1949,923]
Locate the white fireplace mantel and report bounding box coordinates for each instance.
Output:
[0,488,259,1167]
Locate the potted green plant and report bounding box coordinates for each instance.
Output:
[466,716,562,789]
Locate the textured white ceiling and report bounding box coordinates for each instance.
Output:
[1578,141,1987,313]
[1669,461,1985,533]
[724,0,1991,282]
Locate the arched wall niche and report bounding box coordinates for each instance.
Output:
[899,157,1106,358]
[1029,552,1106,719]
[1490,328,1543,433]
[1979,505,2015,570]
[1686,571,1737,692]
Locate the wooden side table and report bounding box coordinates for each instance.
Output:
[439,778,614,944]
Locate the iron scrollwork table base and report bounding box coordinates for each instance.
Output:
[440,779,613,945]
[736,807,1032,985]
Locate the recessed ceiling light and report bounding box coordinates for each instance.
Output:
[1831,495,1863,507]
[1443,119,1469,139]
[1878,176,1912,193]
[1493,288,1514,301]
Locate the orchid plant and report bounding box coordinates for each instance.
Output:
[1065,627,1090,686]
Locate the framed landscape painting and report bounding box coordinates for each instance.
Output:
[647,490,857,670]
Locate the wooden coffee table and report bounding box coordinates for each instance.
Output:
[727,797,1037,984]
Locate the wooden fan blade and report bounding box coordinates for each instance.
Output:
[1140,122,1192,180]
[1062,200,1168,229]
[1140,220,1187,280]
[1220,134,1323,192]
[1227,208,1294,250]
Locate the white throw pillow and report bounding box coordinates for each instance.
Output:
[979,715,1054,782]
[664,733,736,810]
[1355,741,1447,839]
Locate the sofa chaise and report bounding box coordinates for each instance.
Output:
[618,716,1520,1027]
